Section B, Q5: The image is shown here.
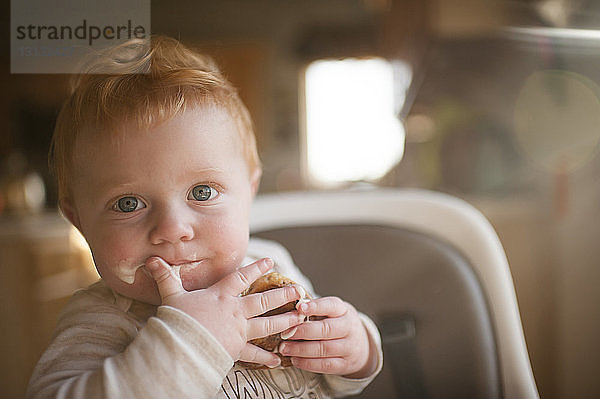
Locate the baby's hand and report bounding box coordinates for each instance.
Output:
[145,257,305,368]
[278,296,375,378]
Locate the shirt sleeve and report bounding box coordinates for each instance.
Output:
[26,289,233,399]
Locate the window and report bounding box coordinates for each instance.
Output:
[304,57,407,186]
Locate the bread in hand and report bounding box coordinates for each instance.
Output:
[238,272,310,368]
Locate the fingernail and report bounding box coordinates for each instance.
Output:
[296,301,309,313]
[280,327,297,340]
[279,342,288,354]
[264,258,274,268]
[146,258,160,272]
[294,284,306,299]
[267,357,281,368]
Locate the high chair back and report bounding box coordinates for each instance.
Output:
[250,188,539,399]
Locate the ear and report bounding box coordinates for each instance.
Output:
[249,167,262,197]
[59,198,81,231]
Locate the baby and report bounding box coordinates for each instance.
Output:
[26,36,382,398]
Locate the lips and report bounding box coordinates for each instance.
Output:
[165,259,204,273]
[169,259,201,267]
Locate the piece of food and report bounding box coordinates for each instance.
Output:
[238,272,310,369]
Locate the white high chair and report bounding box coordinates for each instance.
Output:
[250,188,539,399]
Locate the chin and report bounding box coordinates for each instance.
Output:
[179,265,222,291]
[105,274,162,306]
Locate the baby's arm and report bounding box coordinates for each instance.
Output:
[27,288,233,398]
[26,258,304,398]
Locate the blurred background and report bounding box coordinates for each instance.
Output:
[2,0,600,397]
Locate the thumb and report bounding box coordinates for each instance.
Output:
[145,257,184,301]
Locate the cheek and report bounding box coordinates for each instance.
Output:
[85,225,147,284]
[91,229,141,267]
[213,210,250,255]
[182,211,250,290]
[87,228,161,304]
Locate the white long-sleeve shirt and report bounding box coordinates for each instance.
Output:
[26,238,383,398]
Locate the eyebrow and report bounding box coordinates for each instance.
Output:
[95,182,137,201]
[93,167,229,200]
[190,167,227,175]
[102,168,226,187]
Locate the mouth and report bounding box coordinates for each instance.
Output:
[114,257,207,287]
[169,259,203,269]
[166,259,205,279]
[170,259,201,266]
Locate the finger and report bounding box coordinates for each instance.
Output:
[297,296,348,318]
[279,338,351,359]
[247,311,305,341]
[238,343,281,369]
[290,357,348,375]
[145,257,184,301]
[287,316,348,340]
[242,285,302,318]
[213,258,273,295]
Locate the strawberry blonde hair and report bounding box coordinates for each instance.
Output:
[50,35,260,201]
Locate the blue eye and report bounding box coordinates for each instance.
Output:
[189,185,218,201]
[115,196,145,213]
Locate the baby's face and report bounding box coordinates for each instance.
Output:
[65,105,259,304]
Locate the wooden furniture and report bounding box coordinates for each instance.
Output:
[0,212,97,399]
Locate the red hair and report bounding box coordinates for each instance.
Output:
[50,35,260,201]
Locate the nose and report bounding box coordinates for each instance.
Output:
[149,204,196,245]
